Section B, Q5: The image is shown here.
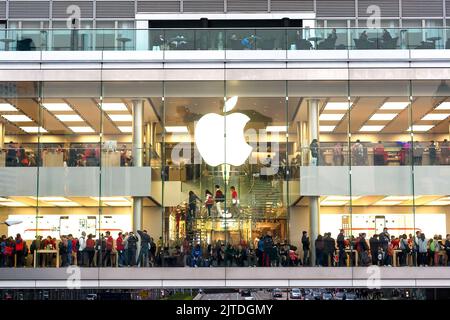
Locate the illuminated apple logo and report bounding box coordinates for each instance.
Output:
[194,96,252,166]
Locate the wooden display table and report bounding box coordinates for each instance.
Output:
[0,151,5,167]
[345,249,358,267]
[34,249,59,268]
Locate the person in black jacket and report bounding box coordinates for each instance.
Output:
[301,231,310,267]
[137,230,151,267]
[323,233,336,266]
[369,234,380,265]
[126,232,138,266]
[315,235,325,266]
[337,229,346,267]
[262,232,274,267]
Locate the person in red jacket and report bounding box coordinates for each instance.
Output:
[116,232,125,267]
[85,234,96,267]
[102,231,114,267]
[15,234,25,267]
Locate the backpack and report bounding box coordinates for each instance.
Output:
[430,241,436,252]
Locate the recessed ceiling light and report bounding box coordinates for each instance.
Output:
[50,201,81,207]
[359,125,385,132]
[2,114,32,122]
[435,102,450,110]
[426,200,450,206]
[421,113,449,121]
[369,113,398,121]
[319,114,345,121]
[321,200,349,206]
[42,103,73,111]
[101,103,128,111]
[384,196,421,201]
[325,196,361,201]
[380,102,409,110]
[118,126,132,133]
[407,125,434,132]
[32,197,69,202]
[69,126,95,133]
[0,103,18,111]
[266,126,288,132]
[104,201,132,207]
[108,114,132,122]
[20,127,48,133]
[55,114,84,122]
[0,201,27,207]
[319,125,336,132]
[90,197,129,202]
[374,200,403,206]
[165,126,189,133]
[324,102,352,110]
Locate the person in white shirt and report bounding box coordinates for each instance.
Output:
[78,231,86,267]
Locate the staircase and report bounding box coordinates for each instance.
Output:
[245,179,283,219]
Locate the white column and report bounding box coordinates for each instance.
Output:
[132,100,144,232]
[308,99,320,266]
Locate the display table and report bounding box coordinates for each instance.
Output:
[34,249,59,268]
[43,151,64,167]
[0,151,5,167]
[345,249,358,267]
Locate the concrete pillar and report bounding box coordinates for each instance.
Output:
[0,122,4,167]
[300,121,309,166]
[307,99,320,266]
[145,122,152,166]
[132,100,144,232]
[0,122,5,149]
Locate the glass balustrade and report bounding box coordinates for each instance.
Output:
[0,28,449,52]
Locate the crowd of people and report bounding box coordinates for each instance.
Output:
[1,227,449,268]
[4,142,133,167]
[307,228,450,267]
[309,139,450,166]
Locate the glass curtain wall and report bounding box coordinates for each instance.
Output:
[0,80,448,269]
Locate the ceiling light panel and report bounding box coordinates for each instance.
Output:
[407,125,434,132]
[421,114,449,121]
[319,114,345,121]
[55,114,84,122]
[324,102,352,110]
[435,102,450,110]
[2,114,32,122]
[266,126,288,132]
[369,113,398,121]
[0,103,18,111]
[108,114,132,122]
[359,125,385,132]
[20,126,48,133]
[165,126,189,133]
[319,125,336,132]
[69,126,95,133]
[380,102,409,110]
[118,126,133,133]
[42,103,73,111]
[101,103,128,111]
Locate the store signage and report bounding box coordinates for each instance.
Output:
[194,96,253,166]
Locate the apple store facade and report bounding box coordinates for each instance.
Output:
[0,79,449,262]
